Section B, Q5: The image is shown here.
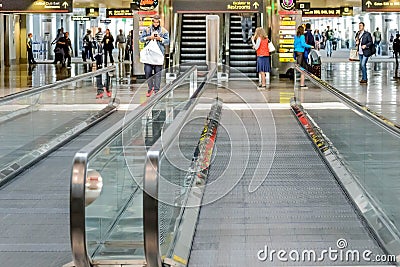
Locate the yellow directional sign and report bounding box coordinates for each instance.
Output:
[173,0,263,12]
[362,0,400,11]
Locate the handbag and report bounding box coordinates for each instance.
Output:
[140,40,164,65]
[349,48,359,61]
[268,41,276,53]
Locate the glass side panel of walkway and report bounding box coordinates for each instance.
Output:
[70,66,213,267]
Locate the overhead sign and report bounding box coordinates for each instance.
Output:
[173,0,263,12]
[72,16,91,21]
[302,7,341,17]
[0,0,73,13]
[296,2,310,10]
[106,8,133,18]
[131,0,159,11]
[340,6,353,16]
[86,7,99,17]
[362,0,400,12]
[100,19,111,24]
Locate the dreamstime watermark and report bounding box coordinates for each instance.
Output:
[257,238,396,263]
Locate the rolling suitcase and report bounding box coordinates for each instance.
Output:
[308,49,322,78]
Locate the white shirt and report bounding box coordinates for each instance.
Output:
[358,31,365,55]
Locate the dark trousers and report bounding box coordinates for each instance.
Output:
[64,51,71,66]
[104,49,114,65]
[395,52,399,77]
[144,64,162,92]
[27,48,34,63]
[84,46,94,61]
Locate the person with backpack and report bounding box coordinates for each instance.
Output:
[355,22,374,84]
[304,23,315,64]
[294,25,313,88]
[325,26,334,57]
[373,27,382,56]
[393,33,400,77]
[83,30,94,62]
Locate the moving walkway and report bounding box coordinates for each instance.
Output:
[69,65,400,266]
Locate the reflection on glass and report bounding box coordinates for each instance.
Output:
[297,73,400,255]
[85,77,193,261]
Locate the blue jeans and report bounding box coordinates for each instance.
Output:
[359,54,369,81]
[326,40,332,56]
[241,17,252,42]
[374,41,381,55]
[144,64,163,92]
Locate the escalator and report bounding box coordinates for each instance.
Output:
[179,14,208,73]
[228,14,258,78]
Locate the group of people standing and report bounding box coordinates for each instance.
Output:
[82,28,134,67]
[295,22,378,85]
[51,28,73,68]
[312,26,339,57]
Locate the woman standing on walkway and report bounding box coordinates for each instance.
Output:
[294,25,313,88]
[251,27,271,88]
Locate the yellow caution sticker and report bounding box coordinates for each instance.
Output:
[173,255,187,265]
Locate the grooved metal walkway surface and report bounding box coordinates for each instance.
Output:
[188,108,386,266]
[0,112,124,267]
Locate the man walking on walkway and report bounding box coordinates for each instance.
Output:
[140,14,170,97]
[356,22,373,84]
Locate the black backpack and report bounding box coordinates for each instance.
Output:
[393,39,400,52]
[370,44,376,55]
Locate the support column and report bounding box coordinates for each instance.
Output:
[132,11,144,76]
[4,14,12,66]
[20,15,27,64]
[382,14,389,56]
[206,15,219,70]
[0,14,4,68]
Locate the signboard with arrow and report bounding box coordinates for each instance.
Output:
[362,0,400,12]
[173,0,263,12]
[106,8,133,18]
[0,0,73,13]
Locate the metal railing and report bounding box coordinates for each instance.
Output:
[294,64,400,135]
[293,64,400,263]
[70,66,199,267]
[143,67,217,267]
[0,66,118,188]
[0,66,116,104]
